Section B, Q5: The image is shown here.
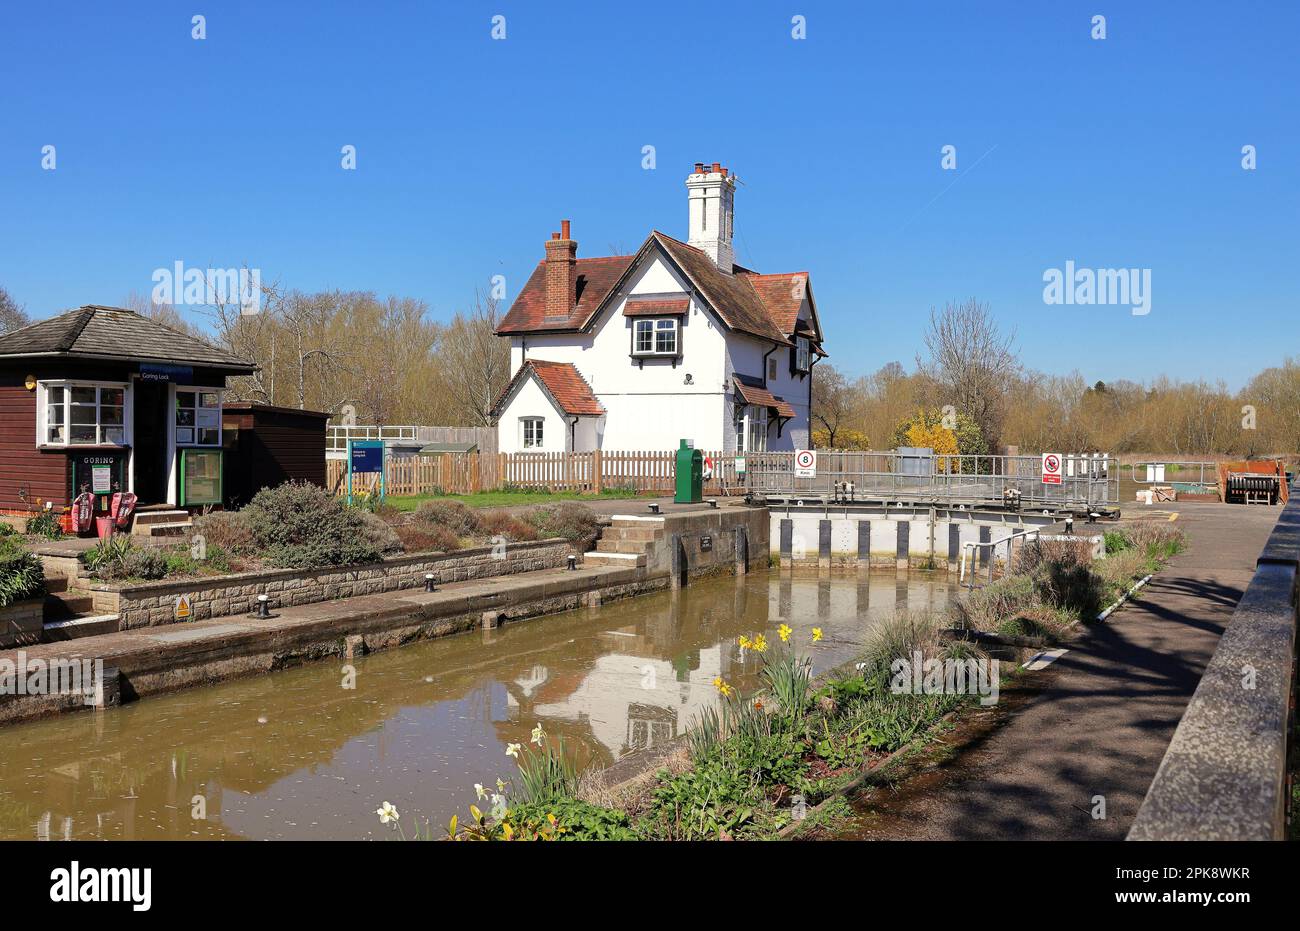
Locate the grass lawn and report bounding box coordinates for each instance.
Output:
[380,488,650,511]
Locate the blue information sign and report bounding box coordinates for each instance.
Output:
[347,440,386,504]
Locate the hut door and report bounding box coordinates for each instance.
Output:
[132,381,170,503]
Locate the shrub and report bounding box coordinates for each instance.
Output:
[241,481,382,569]
[24,509,63,540]
[507,799,637,841]
[0,534,44,606]
[394,524,461,554]
[1122,522,1185,561]
[193,511,256,554]
[356,510,403,556]
[83,537,169,581]
[478,510,540,542]
[524,503,601,552]
[413,500,481,537]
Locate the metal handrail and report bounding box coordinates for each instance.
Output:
[959,528,1041,588]
[1129,460,1218,488]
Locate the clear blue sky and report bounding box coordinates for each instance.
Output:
[1,1,1295,390]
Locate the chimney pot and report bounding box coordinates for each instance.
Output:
[712,162,721,173]
[694,162,704,173]
[561,219,571,239]
[721,167,728,178]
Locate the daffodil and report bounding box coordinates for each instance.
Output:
[505,742,522,758]
[375,801,400,824]
[778,623,792,642]
[712,677,734,698]
[812,627,824,643]
[530,723,546,746]
[738,635,752,650]
[753,634,768,653]
[474,783,487,800]
[496,778,506,793]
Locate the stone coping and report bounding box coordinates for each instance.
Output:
[1128,485,1300,840]
[80,538,569,596]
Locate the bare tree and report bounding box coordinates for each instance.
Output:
[811,364,853,447]
[918,299,1019,448]
[0,286,30,334]
[440,290,511,426]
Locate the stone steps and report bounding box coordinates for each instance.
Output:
[42,614,121,641]
[583,552,647,568]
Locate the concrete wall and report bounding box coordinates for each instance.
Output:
[0,597,43,648]
[632,506,770,585]
[90,539,571,630]
[767,504,1089,573]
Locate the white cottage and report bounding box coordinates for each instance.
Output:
[491,162,826,454]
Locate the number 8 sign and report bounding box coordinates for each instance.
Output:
[795,449,817,478]
[1041,453,1063,485]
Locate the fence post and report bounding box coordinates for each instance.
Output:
[594,449,603,493]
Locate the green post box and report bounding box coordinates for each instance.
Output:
[674,439,703,504]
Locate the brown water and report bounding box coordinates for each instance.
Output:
[0,571,957,841]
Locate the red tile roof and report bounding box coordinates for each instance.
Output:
[495,230,824,352]
[733,377,796,419]
[623,296,689,317]
[496,255,635,333]
[491,359,605,418]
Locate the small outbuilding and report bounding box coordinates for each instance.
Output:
[221,403,328,506]
[0,305,255,518]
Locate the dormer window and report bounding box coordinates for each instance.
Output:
[633,318,679,357]
[795,336,811,373]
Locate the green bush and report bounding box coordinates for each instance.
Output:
[241,481,383,569]
[24,509,63,540]
[356,510,403,556]
[83,537,169,581]
[508,798,638,841]
[0,534,45,606]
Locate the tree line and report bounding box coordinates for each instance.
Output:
[813,299,1300,458]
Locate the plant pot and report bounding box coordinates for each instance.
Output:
[96,516,115,540]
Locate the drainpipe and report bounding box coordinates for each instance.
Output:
[761,344,777,383]
[808,351,821,443]
[570,416,578,451]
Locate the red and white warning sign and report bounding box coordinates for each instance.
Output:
[795,448,817,478]
[1041,453,1063,485]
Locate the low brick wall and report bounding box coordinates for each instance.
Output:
[86,539,571,630]
[1,597,44,648]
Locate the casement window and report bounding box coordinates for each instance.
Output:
[176,389,222,446]
[735,404,768,453]
[521,417,544,449]
[633,318,679,357]
[795,336,811,373]
[767,357,778,382]
[39,382,127,446]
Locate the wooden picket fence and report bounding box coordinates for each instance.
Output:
[326,449,748,497]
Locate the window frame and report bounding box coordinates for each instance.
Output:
[795,336,811,373]
[631,317,681,358]
[520,416,545,449]
[174,386,223,448]
[36,380,130,448]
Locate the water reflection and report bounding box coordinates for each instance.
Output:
[0,571,956,841]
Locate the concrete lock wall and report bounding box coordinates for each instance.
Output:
[93,539,572,630]
[768,506,1071,571]
[651,507,770,585]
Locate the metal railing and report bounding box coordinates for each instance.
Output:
[1128,481,1299,840]
[325,424,421,453]
[959,528,1042,588]
[744,451,1118,511]
[1129,460,1218,491]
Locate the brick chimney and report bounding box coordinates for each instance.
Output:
[544,220,577,319]
[686,162,737,272]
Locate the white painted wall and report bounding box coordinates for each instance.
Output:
[496,375,571,454]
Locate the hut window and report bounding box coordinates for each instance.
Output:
[176,389,222,446]
[40,382,126,446]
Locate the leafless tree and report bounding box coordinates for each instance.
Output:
[0,286,30,334]
[918,299,1019,448]
[440,289,511,427]
[811,364,853,447]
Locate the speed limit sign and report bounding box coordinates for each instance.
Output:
[1041,453,1063,485]
[795,449,817,478]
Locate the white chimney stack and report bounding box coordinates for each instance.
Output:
[686,161,736,272]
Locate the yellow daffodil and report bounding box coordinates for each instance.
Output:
[778,623,792,642]
[375,801,400,824]
[812,627,824,642]
[753,634,768,653]
[738,635,752,650]
[712,677,734,698]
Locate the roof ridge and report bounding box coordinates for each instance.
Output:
[62,305,98,350]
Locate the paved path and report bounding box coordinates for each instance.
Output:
[845,502,1280,840]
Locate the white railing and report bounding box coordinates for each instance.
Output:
[959,528,1042,588]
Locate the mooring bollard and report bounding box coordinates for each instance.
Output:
[707,499,718,509]
[648,503,661,514]
[1065,516,1074,535]
[424,572,436,592]
[252,594,271,619]
[567,555,577,571]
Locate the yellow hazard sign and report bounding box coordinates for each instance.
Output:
[175,594,192,621]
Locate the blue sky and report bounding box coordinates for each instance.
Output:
[1,0,1295,390]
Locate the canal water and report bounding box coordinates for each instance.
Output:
[0,571,957,841]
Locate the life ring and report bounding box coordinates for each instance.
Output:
[72,492,95,534]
